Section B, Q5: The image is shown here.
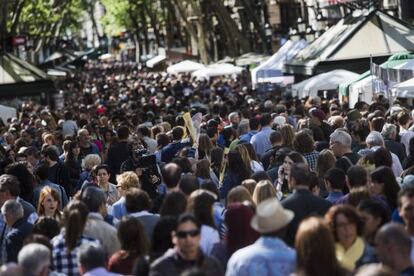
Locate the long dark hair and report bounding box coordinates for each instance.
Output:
[6,162,35,203]
[117,217,149,258]
[65,141,80,163]
[62,200,89,252]
[228,150,250,181]
[370,166,400,210]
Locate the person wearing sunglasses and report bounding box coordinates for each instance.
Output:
[149,213,223,276]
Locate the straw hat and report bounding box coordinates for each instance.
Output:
[250,198,294,234]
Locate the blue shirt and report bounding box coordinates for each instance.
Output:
[226,236,296,276]
[250,127,274,157]
[240,131,258,143]
[111,197,127,220]
[326,191,344,204]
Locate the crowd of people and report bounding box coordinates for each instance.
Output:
[0,59,414,275]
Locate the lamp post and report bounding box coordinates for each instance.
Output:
[265,23,273,54]
[305,26,315,42]
[289,28,300,42]
[297,17,306,34]
[315,11,327,37]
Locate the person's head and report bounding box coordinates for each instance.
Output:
[381,123,397,140]
[125,188,151,213]
[77,129,90,144]
[1,199,23,226]
[159,190,187,218]
[34,163,49,182]
[375,223,412,271]
[117,216,149,256]
[67,141,80,159]
[18,243,50,276]
[161,163,182,189]
[187,189,216,228]
[32,217,60,240]
[228,150,251,180]
[324,167,346,192]
[250,198,294,237]
[288,163,311,190]
[237,119,249,136]
[252,180,277,206]
[347,165,368,190]
[295,217,344,276]
[116,171,140,197]
[197,134,213,159]
[365,131,385,148]
[329,130,352,157]
[241,179,257,195]
[293,130,315,154]
[225,203,259,255]
[77,244,106,274]
[151,216,177,256]
[172,213,202,260]
[227,186,254,207]
[210,147,224,169]
[357,199,390,242]
[325,205,363,249]
[80,186,105,213]
[260,113,272,127]
[37,186,60,217]
[370,166,400,210]
[398,188,414,231]
[0,174,20,205]
[62,200,89,252]
[282,151,307,178]
[235,144,252,173]
[228,112,240,126]
[171,126,184,141]
[82,154,101,170]
[178,174,199,197]
[316,149,336,178]
[279,124,295,148]
[91,165,110,187]
[195,159,210,180]
[371,117,385,132]
[269,131,282,146]
[249,117,260,131]
[397,111,411,128]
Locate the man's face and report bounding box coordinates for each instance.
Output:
[399,195,414,227]
[78,131,90,144]
[329,140,342,156]
[173,221,201,259]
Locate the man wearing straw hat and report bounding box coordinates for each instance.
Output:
[226,199,296,276]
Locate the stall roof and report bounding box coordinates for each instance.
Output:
[284,9,414,75]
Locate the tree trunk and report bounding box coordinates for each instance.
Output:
[239,0,268,52]
[10,0,26,36]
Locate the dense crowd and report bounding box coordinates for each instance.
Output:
[0,60,414,276]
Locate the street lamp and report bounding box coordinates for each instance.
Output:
[265,23,273,53]
[305,26,315,42]
[297,17,306,33]
[289,28,300,42]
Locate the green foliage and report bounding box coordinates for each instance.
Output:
[100,0,133,35]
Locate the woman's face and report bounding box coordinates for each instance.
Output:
[369,180,384,196]
[72,145,80,156]
[282,156,294,176]
[96,169,110,185]
[104,132,112,142]
[42,193,58,215]
[336,213,358,249]
[358,210,382,239]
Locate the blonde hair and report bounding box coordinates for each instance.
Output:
[236,144,252,172]
[82,154,101,170]
[116,171,140,190]
[252,180,277,205]
[241,179,257,195]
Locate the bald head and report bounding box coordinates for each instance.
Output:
[376,223,411,256]
[161,163,182,189]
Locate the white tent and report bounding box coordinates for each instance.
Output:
[348,75,383,106]
[292,69,360,98]
[393,78,414,97]
[192,63,243,80]
[166,60,205,75]
[0,105,16,124]
[251,39,308,88]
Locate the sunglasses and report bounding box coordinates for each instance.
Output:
[176,229,200,239]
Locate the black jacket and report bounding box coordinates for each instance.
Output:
[107,141,129,183]
[385,139,407,164]
[5,218,33,262]
[282,189,332,246]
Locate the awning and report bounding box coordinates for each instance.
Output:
[192,63,243,80]
[166,60,205,75]
[393,78,414,98]
[284,9,414,75]
[146,55,166,68]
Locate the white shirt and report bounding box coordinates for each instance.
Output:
[400,128,414,156]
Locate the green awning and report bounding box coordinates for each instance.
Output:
[338,57,413,96]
